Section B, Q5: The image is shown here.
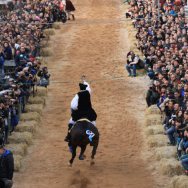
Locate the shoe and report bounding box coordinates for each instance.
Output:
[79,155,85,160]
[167,142,176,146]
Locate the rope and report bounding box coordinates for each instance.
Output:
[50,76,127,85]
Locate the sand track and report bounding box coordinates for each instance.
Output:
[14,0,158,187]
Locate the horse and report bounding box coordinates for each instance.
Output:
[68,119,99,166]
[0,179,13,188]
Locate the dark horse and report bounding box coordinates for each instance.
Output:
[68,120,99,166]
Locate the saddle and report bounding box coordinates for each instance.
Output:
[69,118,92,133]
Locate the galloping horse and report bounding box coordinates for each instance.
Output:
[68,119,99,166]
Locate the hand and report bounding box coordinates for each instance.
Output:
[81,75,86,82]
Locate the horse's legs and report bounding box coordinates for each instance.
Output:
[79,145,87,160]
[90,144,98,166]
[91,145,97,159]
[69,145,77,166]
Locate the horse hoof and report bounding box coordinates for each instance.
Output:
[90,160,95,166]
[68,162,72,167]
[79,155,85,160]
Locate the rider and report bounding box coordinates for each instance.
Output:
[0,136,14,188]
[64,76,97,142]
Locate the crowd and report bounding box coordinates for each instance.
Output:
[0,0,72,148]
[0,0,76,186]
[126,0,188,173]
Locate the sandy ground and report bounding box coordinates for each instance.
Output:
[13,0,166,187]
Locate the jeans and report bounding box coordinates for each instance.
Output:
[147,71,155,79]
[125,64,136,76]
[181,154,188,170]
[166,126,176,145]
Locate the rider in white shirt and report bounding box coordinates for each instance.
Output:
[65,76,97,142]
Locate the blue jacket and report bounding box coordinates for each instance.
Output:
[0,149,14,179]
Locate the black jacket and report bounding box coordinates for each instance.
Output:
[0,150,14,180]
[72,90,97,121]
[66,0,75,11]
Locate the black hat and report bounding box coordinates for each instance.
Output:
[79,83,87,90]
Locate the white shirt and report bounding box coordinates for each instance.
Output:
[0,89,12,96]
[62,0,66,5]
[71,81,91,110]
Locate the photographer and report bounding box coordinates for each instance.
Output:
[0,136,14,188]
[9,98,19,133]
[125,51,140,77]
[164,113,177,145]
[146,81,160,107]
[37,67,50,87]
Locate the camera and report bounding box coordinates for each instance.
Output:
[171,114,176,120]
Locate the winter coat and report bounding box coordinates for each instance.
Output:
[0,150,14,180]
[66,0,75,11]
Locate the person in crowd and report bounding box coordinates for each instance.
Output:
[3,43,12,61]
[0,47,5,79]
[180,128,188,174]
[126,51,140,77]
[37,67,50,87]
[0,136,14,188]
[146,81,160,107]
[65,0,75,20]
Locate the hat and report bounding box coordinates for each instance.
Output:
[79,83,87,90]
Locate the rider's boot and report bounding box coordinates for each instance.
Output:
[64,123,73,142]
[64,132,71,142]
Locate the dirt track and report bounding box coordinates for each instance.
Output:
[14,0,161,187]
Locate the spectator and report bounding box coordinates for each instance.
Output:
[0,136,14,188]
[65,0,75,20]
[0,47,5,79]
[3,43,12,60]
[126,0,188,172]
[37,67,50,87]
[126,51,140,77]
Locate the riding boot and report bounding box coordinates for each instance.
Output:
[64,123,73,142]
[64,132,71,142]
